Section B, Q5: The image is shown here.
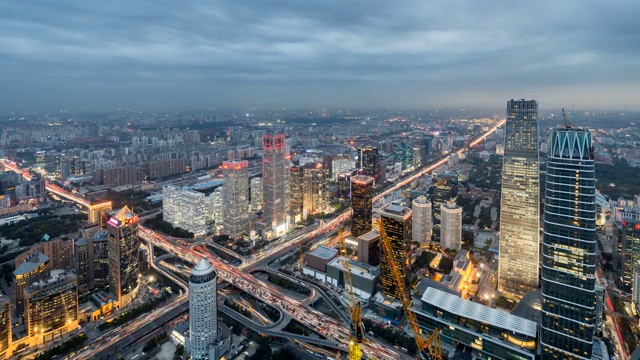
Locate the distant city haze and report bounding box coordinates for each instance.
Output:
[1,1,640,112]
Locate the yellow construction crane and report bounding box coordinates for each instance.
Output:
[337,227,364,360]
[376,219,442,360]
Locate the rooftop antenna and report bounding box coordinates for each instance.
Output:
[562,108,571,128]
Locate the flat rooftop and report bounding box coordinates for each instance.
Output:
[308,245,338,260]
[421,287,537,338]
[327,257,379,280]
[357,229,379,242]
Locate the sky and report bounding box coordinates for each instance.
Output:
[1,1,640,112]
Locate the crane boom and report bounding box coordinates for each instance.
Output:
[337,228,364,360]
[562,108,571,128]
[377,219,442,359]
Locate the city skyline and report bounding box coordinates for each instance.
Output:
[2,1,640,112]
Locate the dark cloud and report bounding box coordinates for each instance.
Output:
[1,0,639,112]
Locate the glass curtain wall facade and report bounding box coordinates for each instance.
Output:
[351,175,374,238]
[222,160,249,240]
[541,128,596,360]
[379,204,412,301]
[498,99,540,296]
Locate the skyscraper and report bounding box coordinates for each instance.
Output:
[412,196,432,245]
[440,200,462,251]
[163,185,211,237]
[541,127,596,360]
[107,206,140,308]
[222,160,249,240]
[351,175,374,238]
[431,174,458,239]
[302,162,328,215]
[616,218,640,289]
[358,146,379,180]
[189,259,218,360]
[262,134,289,234]
[250,177,263,211]
[289,165,304,223]
[498,99,540,296]
[379,204,412,301]
[88,200,112,229]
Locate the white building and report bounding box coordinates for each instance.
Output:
[163,185,212,237]
[332,158,355,181]
[222,160,249,240]
[441,200,462,250]
[412,196,432,245]
[189,259,218,360]
[250,177,263,211]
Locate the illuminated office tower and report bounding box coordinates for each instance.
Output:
[498,99,540,296]
[633,262,640,312]
[0,293,10,359]
[289,165,304,223]
[24,270,78,343]
[379,204,412,301]
[222,160,249,240]
[431,174,458,238]
[13,252,50,320]
[351,175,374,238]
[440,200,462,251]
[88,200,112,228]
[541,127,596,360]
[412,196,432,245]
[303,162,328,215]
[358,146,379,180]
[616,217,640,289]
[189,259,218,360]
[106,206,140,309]
[250,177,263,211]
[262,134,290,234]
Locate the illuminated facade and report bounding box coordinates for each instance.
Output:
[616,218,640,289]
[431,174,458,238]
[541,128,596,360]
[412,196,432,245]
[163,185,211,237]
[13,252,50,320]
[302,162,328,215]
[222,160,249,240]
[262,134,290,234]
[498,99,540,296]
[289,165,304,223]
[250,177,263,211]
[24,270,78,344]
[440,200,462,251]
[88,200,112,229]
[357,146,379,180]
[0,293,10,359]
[107,206,140,309]
[189,259,218,360]
[351,175,374,238]
[379,204,412,301]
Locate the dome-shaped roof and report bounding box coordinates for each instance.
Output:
[191,259,214,276]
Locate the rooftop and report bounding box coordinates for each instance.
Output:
[327,257,380,280]
[357,229,380,242]
[420,287,537,338]
[192,259,214,276]
[308,245,338,260]
[14,252,49,276]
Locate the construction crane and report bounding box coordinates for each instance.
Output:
[562,108,571,128]
[337,227,364,360]
[377,219,442,360]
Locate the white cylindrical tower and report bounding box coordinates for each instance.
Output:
[189,259,217,360]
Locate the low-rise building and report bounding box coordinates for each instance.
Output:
[325,258,380,299]
[303,245,338,275]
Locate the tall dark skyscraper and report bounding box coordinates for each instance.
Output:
[431,174,458,239]
[379,204,412,302]
[498,99,540,296]
[541,128,596,360]
[350,175,374,238]
[107,206,141,309]
[357,146,379,180]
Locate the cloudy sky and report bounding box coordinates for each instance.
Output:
[1,1,639,112]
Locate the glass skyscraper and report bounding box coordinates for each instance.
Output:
[351,175,374,238]
[498,99,540,296]
[379,204,412,302]
[541,128,596,359]
[107,206,141,309]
